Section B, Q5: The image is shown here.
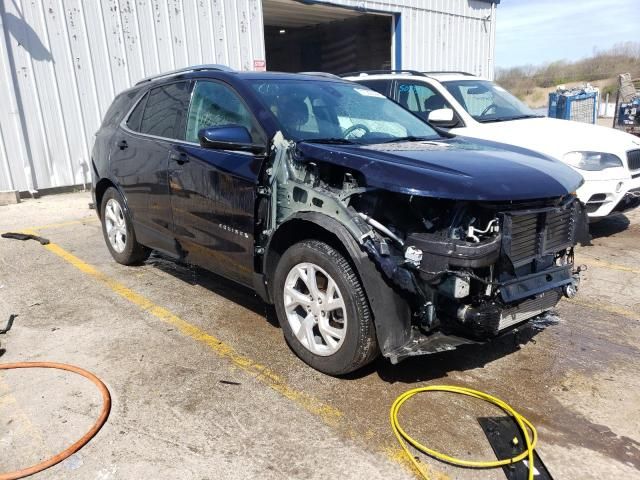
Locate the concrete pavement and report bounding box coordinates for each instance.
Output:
[1,192,639,479]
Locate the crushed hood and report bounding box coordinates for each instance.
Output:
[296,136,583,201]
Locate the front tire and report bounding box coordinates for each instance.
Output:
[100,187,150,265]
[273,240,378,375]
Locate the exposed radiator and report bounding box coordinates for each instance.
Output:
[499,290,561,330]
[504,204,576,266]
[545,208,574,252]
[508,214,539,264]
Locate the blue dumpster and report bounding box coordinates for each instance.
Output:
[548,86,599,124]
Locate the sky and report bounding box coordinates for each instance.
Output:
[495,0,640,68]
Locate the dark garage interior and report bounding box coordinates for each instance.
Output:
[263,0,392,74]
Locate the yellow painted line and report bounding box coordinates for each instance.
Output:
[578,256,640,275]
[383,445,448,480]
[19,219,633,479]
[567,297,640,320]
[42,243,342,423]
[39,240,441,478]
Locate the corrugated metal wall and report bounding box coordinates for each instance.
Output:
[0,0,495,193]
[0,0,265,193]
[316,0,496,77]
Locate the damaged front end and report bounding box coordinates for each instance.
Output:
[351,190,588,364]
[255,133,589,365]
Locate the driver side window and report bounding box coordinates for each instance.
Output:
[185,81,261,143]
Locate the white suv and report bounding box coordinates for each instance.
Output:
[347,71,640,219]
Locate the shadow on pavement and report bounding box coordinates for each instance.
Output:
[589,214,630,239]
[344,316,554,383]
[145,251,279,327]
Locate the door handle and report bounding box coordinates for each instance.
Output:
[170,152,189,165]
[117,139,128,150]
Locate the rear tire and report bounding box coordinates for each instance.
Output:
[273,240,378,375]
[100,187,150,265]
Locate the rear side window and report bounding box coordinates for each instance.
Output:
[126,92,148,132]
[396,82,448,121]
[139,82,191,140]
[102,89,141,128]
[356,79,392,97]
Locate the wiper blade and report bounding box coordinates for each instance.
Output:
[300,137,359,145]
[381,136,432,143]
[477,118,510,123]
[507,114,543,120]
[477,114,541,123]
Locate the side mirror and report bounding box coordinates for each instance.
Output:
[198,125,264,154]
[427,108,458,128]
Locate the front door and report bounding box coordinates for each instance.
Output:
[169,80,266,286]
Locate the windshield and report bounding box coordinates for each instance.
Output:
[249,79,439,143]
[443,80,539,123]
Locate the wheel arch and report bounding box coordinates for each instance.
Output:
[94,178,130,220]
[262,212,412,356]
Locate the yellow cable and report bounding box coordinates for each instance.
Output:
[390,385,537,480]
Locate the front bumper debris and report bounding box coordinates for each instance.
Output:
[386,331,481,364]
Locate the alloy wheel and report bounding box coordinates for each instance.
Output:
[104,198,127,253]
[283,262,347,356]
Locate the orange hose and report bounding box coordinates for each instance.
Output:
[0,362,111,480]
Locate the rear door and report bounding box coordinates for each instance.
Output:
[168,79,266,286]
[111,81,192,254]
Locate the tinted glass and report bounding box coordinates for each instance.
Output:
[185,81,261,143]
[356,79,391,96]
[443,80,538,123]
[126,92,148,132]
[140,82,191,139]
[102,88,141,128]
[250,80,438,143]
[396,82,448,121]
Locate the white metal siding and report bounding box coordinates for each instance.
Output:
[0,0,495,193]
[313,0,496,78]
[0,0,265,193]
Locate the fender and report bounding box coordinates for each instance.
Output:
[93,176,130,220]
[258,212,412,356]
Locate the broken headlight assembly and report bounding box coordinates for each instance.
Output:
[563,151,623,171]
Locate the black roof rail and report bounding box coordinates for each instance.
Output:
[339,70,426,78]
[422,71,475,76]
[298,71,342,79]
[135,64,234,85]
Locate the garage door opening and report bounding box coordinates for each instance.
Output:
[263,0,393,74]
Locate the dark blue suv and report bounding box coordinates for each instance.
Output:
[92,65,587,375]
